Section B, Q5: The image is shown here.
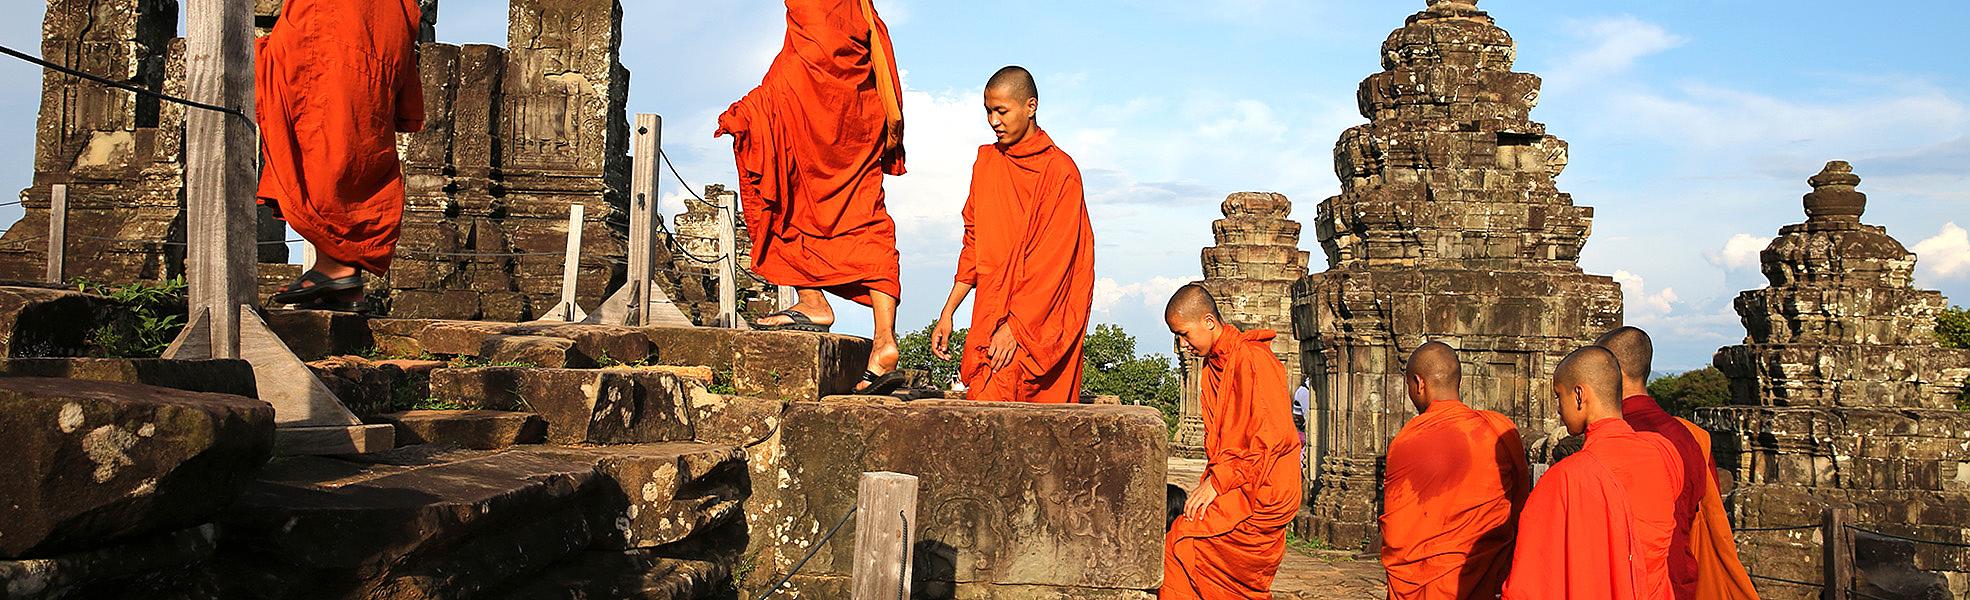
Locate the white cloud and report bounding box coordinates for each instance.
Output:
[1546,16,1686,90]
[1705,233,1771,270]
[1092,275,1198,315]
[1608,83,1967,152]
[1612,270,1679,317]
[1913,222,1970,280]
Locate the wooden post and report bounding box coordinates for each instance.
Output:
[541,203,587,322]
[851,472,918,600]
[1823,506,1852,600]
[715,192,740,329]
[625,114,661,326]
[45,184,66,283]
[182,0,258,359]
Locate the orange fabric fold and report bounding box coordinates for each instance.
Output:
[1503,418,1682,600]
[1624,396,1706,600]
[716,0,905,306]
[1161,327,1304,599]
[1381,400,1532,600]
[254,0,425,274]
[1680,420,1760,600]
[955,129,1095,403]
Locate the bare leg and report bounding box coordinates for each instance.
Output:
[755,287,836,327]
[857,290,900,390]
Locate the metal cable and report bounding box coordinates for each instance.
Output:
[1847,525,1970,549]
[659,149,711,204]
[897,510,910,600]
[1748,573,1821,588]
[1737,524,1820,532]
[759,507,858,600]
[0,43,251,123]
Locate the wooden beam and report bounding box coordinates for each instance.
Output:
[541,204,587,322]
[627,114,660,326]
[45,184,65,283]
[1823,506,1852,600]
[182,0,259,359]
[850,472,918,600]
[715,190,740,329]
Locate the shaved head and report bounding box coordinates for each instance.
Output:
[1164,284,1220,322]
[987,65,1038,101]
[1593,326,1653,384]
[1555,346,1625,413]
[1406,342,1461,393]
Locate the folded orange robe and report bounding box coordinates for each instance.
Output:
[1503,418,1682,600]
[1381,399,1531,599]
[1679,420,1760,600]
[1624,395,1705,600]
[255,0,425,274]
[955,128,1094,403]
[1162,327,1304,599]
[716,0,905,306]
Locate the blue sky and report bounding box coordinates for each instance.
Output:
[2,0,1966,371]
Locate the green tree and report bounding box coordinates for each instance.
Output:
[1080,324,1182,430]
[1942,306,1970,410]
[1647,367,1732,418]
[897,322,966,390]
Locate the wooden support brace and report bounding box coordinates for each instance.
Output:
[588,114,692,327]
[851,472,918,600]
[540,204,588,323]
[45,184,65,283]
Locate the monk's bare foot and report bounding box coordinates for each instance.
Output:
[854,337,902,392]
[755,300,835,328]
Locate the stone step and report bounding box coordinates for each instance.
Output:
[428,366,706,445]
[493,551,731,600]
[0,524,218,600]
[0,286,110,358]
[368,410,548,450]
[0,357,256,397]
[307,355,443,418]
[215,442,748,599]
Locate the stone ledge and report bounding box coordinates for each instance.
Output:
[369,410,547,450]
[429,367,699,445]
[0,357,256,397]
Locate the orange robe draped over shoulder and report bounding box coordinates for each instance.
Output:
[255,0,425,274]
[1503,418,1683,600]
[955,129,1094,403]
[1624,395,1704,600]
[716,0,905,306]
[1381,400,1532,599]
[1679,420,1760,600]
[1162,327,1304,599]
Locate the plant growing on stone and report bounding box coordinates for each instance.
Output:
[708,368,737,395]
[81,276,188,359]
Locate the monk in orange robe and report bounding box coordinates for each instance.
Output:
[929,66,1094,403]
[1158,284,1302,598]
[1598,327,1760,600]
[718,0,908,391]
[1382,342,1531,599]
[1503,347,1684,600]
[256,0,425,312]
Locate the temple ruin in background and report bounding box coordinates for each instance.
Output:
[1291,0,1625,548]
[1175,192,1309,459]
[1700,162,1970,599]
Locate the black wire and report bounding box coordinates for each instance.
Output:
[0,43,250,122]
[759,507,858,600]
[1847,525,1970,549]
[659,150,710,204]
[1748,573,1821,588]
[896,510,910,600]
[0,200,21,207]
[1737,524,1819,532]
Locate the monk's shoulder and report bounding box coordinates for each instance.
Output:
[1042,146,1083,181]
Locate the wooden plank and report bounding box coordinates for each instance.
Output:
[541,204,587,322]
[45,184,66,283]
[715,191,740,329]
[1824,506,1851,600]
[850,471,918,600]
[183,0,260,359]
[627,114,661,326]
[239,307,367,428]
[162,307,212,360]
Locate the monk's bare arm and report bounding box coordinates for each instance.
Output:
[931,283,974,360]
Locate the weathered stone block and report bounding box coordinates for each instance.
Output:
[528,443,748,550]
[0,286,109,358]
[0,523,217,600]
[264,309,375,362]
[0,377,273,558]
[493,550,730,600]
[0,357,255,397]
[370,410,547,450]
[428,367,697,444]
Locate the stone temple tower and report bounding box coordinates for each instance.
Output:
[1175,192,1311,459]
[1291,0,1624,548]
[1700,162,1970,596]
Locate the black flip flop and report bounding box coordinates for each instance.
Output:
[753,309,830,332]
[855,370,906,396]
[270,270,364,305]
[295,295,369,315]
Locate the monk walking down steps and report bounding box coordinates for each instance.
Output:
[929,66,1095,403]
[1381,342,1531,600]
[1596,327,1760,600]
[1159,284,1302,599]
[1503,347,1685,600]
[718,0,908,393]
[257,0,425,313]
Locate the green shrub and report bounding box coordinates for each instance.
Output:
[1647,366,1731,418]
[79,277,188,359]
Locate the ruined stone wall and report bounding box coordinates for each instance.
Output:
[0,0,186,285]
[1699,162,1970,599]
[1290,0,1624,549]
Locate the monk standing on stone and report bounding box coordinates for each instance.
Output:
[257,0,425,312]
[718,0,908,392]
[1159,284,1302,598]
[1503,347,1683,600]
[1597,327,1760,600]
[1382,342,1531,600]
[928,66,1094,403]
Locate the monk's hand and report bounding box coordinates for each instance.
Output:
[931,318,953,360]
[1183,482,1218,521]
[988,324,1018,372]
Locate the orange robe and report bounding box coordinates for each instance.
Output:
[1503,418,1683,600]
[255,0,425,274]
[1679,420,1760,600]
[1381,399,1532,599]
[955,129,1094,403]
[716,0,905,306]
[1624,395,1704,600]
[1162,327,1304,599]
